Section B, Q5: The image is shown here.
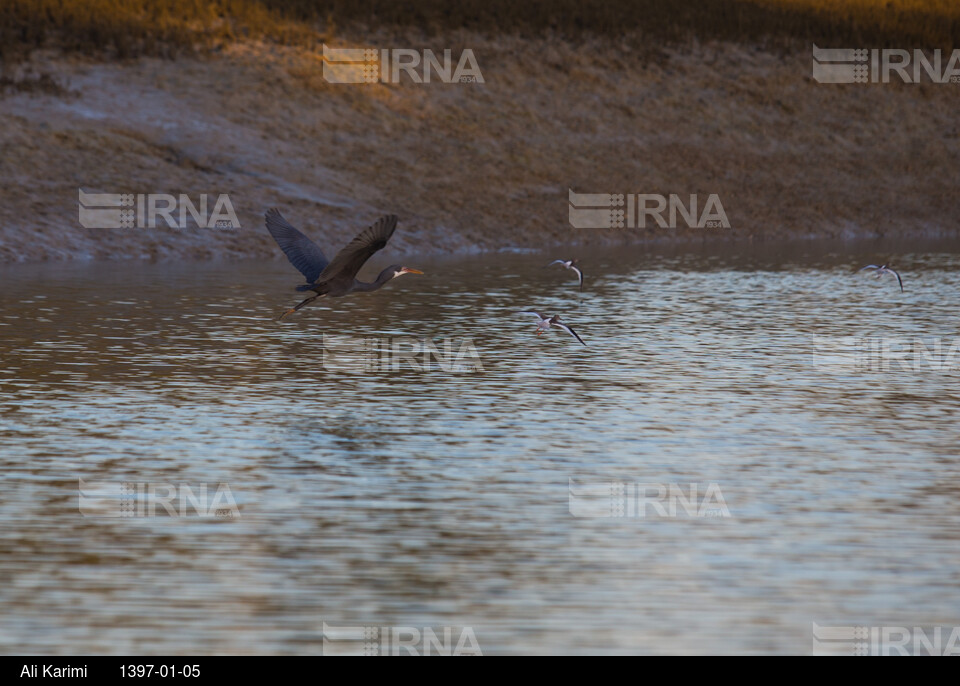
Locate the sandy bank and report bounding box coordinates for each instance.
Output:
[1,33,958,264]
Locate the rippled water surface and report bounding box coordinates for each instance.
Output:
[2,240,960,654]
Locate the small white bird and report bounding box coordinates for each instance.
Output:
[859,264,904,293]
[547,259,584,291]
[519,311,586,346]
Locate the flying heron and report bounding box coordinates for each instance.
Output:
[520,311,586,346]
[859,264,903,293]
[547,259,584,291]
[266,209,423,320]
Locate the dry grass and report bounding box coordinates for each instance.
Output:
[1,0,959,64]
[0,0,310,62]
[0,4,956,261]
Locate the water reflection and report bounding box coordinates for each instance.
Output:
[1,238,960,654]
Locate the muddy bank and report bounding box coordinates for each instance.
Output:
[1,33,958,264]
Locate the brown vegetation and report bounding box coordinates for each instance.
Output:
[1,1,958,64]
[1,34,957,262]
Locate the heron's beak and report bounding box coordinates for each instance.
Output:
[402,268,424,275]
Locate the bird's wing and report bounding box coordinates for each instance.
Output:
[265,209,329,283]
[519,311,547,321]
[556,322,586,346]
[317,215,399,284]
[547,260,565,267]
[886,268,904,292]
[571,265,584,291]
[859,265,880,272]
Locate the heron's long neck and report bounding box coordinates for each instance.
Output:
[353,268,396,292]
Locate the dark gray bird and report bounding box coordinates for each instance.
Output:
[266,209,423,320]
[548,259,583,291]
[859,264,903,293]
[520,311,586,346]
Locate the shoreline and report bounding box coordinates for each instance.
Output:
[4,231,958,277]
[3,222,958,267]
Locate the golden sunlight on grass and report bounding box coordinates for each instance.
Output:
[2,0,958,64]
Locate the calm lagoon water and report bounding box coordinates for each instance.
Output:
[1,239,959,654]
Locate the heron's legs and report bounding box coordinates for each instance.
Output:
[278,294,321,321]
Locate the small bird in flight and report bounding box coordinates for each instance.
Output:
[547,259,584,291]
[266,209,423,320]
[858,264,903,293]
[520,312,586,346]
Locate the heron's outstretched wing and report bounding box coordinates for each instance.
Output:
[556,322,586,346]
[858,265,880,272]
[547,260,566,267]
[519,311,547,321]
[317,215,399,285]
[265,209,329,283]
